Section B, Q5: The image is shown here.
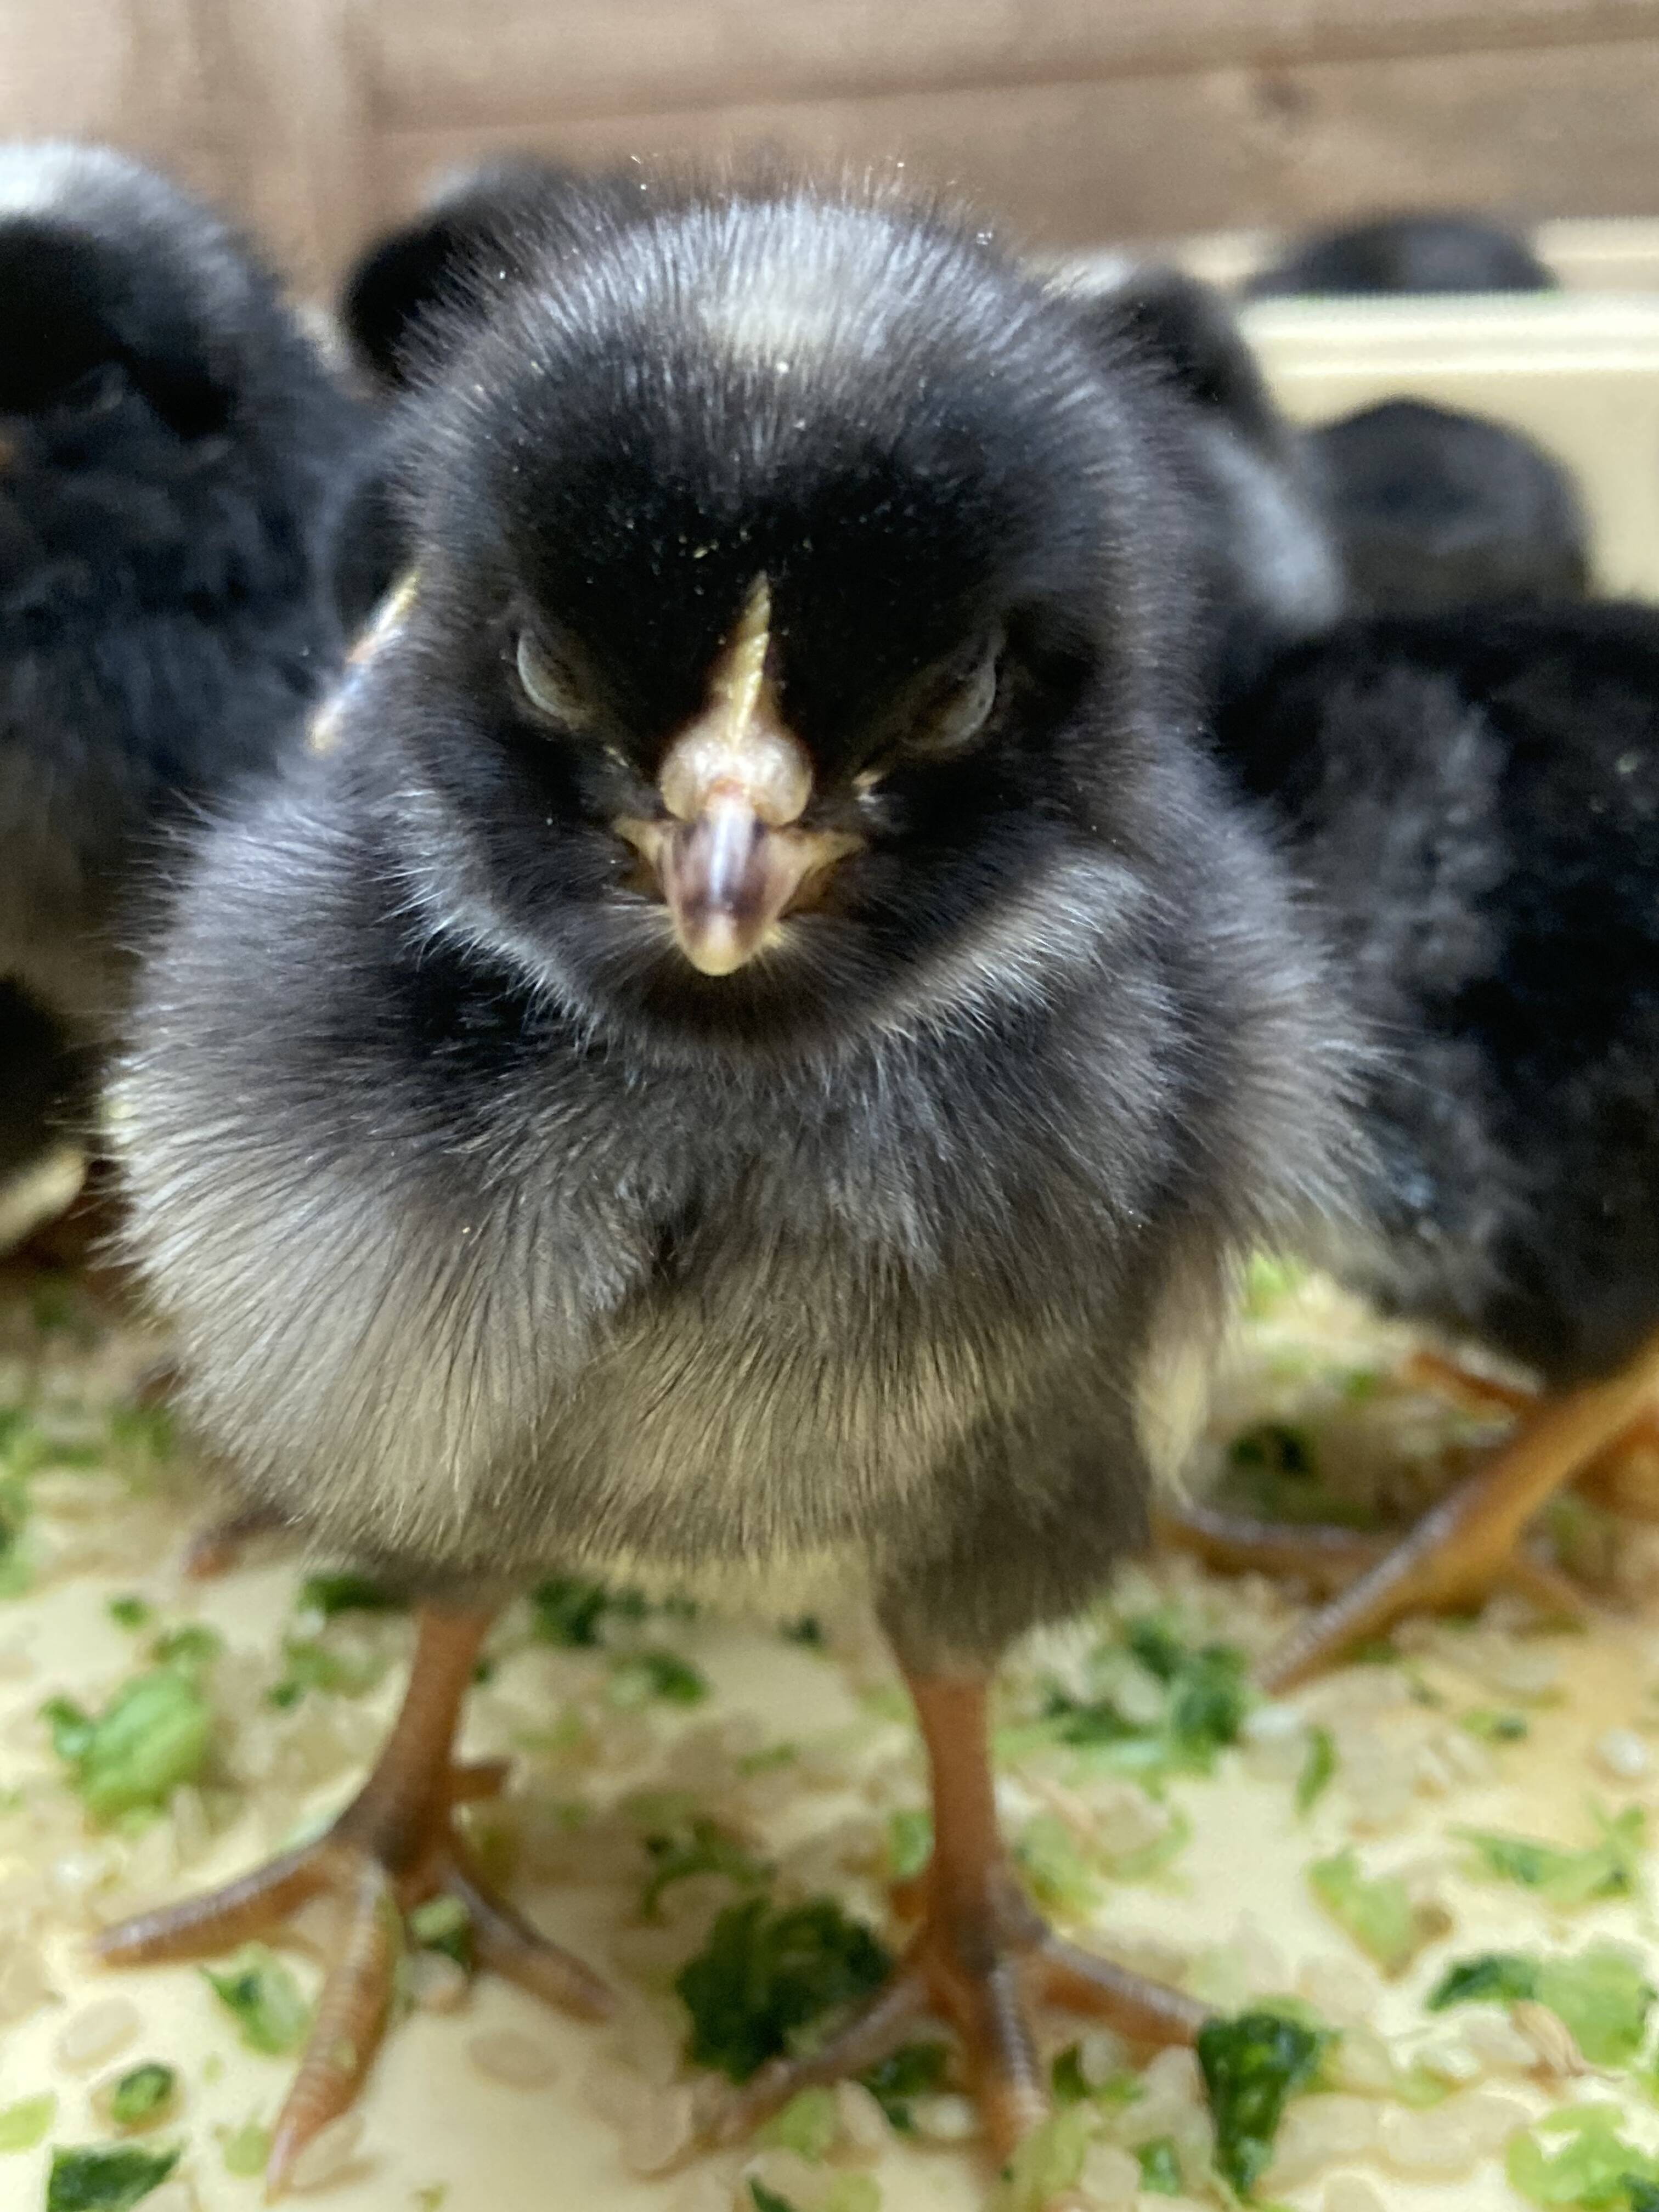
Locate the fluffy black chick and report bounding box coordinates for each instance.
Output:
[1305,397,1590,613]
[1183,600,1659,1684]
[100,183,1357,2187]
[1246,210,1555,297]
[1069,264,1344,702]
[0,142,362,1198]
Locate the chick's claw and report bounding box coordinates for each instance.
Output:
[94,1607,611,2197]
[1170,1325,1659,1691]
[714,1669,1205,2169]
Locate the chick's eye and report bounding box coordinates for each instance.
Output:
[906,635,1002,759]
[515,631,590,728]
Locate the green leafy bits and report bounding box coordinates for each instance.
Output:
[1458,1805,1645,1908]
[749,2184,798,2212]
[676,1897,890,2082]
[861,2041,950,2130]
[43,1666,213,1824]
[608,1649,708,1708]
[991,2102,1094,2212]
[641,1814,768,1919]
[202,1944,312,2055]
[885,1807,932,1884]
[46,2144,181,2212]
[1295,1725,1337,1814]
[296,1572,405,1619]
[1429,1943,1656,2068]
[218,2119,270,2177]
[1461,1706,1530,1742]
[528,1574,646,1647]
[757,2086,840,2161]
[1137,2136,1183,2192]
[1307,1846,1448,1977]
[108,2065,176,2130]
[106,1598,151,1632]
[409,1895,473,1968]
[1506,2104,1659,2208]
[1014,1615,1250,1782]
[0,2091,55,2151]
[1198,2008,1330,2197]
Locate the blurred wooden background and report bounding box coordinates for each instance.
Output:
[4,0,1659,290]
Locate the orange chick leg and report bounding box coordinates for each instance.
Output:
[709,1670,1206,2167]
[1244,1326,1659,1690]
[95,1603,611,2197]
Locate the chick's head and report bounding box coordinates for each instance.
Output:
[376,189,1200,1056]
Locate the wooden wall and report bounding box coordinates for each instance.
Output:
[2,0,1658,291]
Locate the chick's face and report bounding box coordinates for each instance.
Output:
[391,199,1177,1054]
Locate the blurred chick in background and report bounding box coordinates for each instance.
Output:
[1170,601,1659,1687]
[1245,209,1555,298]
[1305,399,1590,614]
[0,143,362,1233]
[97,179,1358,2189]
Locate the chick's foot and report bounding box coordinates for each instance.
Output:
[95,1604,611,2196]
[1167,1326,1659,1692]
[709,1674,1206,2166]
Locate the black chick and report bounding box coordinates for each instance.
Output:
[98,182,1357,2186]
[0,142,362,1198]
[1176,600,1659,1686]
[1246,210,1555,297]
[1069,264,1345,702]
[1305,397,1590,613]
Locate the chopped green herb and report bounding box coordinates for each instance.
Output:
[297,1572,404,1618]
[528,1575,646,1647]
[1198,2008,1330,2197]
[412,2191,449,2212]
[1014,1616,1249,1782]
[43,1667,212,1823]
[1295,1725,1337,1814]
[409,1895,472,1969]
[862,2041,949,2131]
[1243,1254,1307,1315]
[1307,1846,1446,1977]
[748,2185,798,2212]
[822,2181,881,2212]
[676,1897,890,2082]
[1506,2104,1659,2207]
[885,1808,931,1883]
[1228,1423,1317,1480]
[46,2144,180,2212]
[757,2086,840,2160]
[108,2066,176,2130]
[1461,1706,1530,1742]
[640,1814,768,1918]
[1137,2136,1183,2193]
[780,1616,825,1648]
[106,1598,151,1632]
[0,2091,55,2151]
[990,2102,1093,2212]
[149,1624,222,1677]
[265,1630,386,1709]
[1458,1805,1645,1908]
[107,1404,174,1462]
[1015,1812,1100,1918]
[1430,1943,1656,2067]
[203,1944,312,2055]
[608,1650,708,1708]
[219,2119,270,2177]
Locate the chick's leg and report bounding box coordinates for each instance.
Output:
[712,1671,1205,2166]
[1164,1326,1659,1693]
[97,1604,611,2195]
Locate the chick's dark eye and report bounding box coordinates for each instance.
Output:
[904,634,1002,760]
[514,631,591,729]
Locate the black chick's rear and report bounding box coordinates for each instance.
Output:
[0,142,363,1187]
[119,182,1356,1661]
[1221,600,1659,1392]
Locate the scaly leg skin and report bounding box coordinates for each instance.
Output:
[709,1672,1207,2168]
[95,1605,612,2196]
[1164,1325,1659,1695]
[1403,1348,1659,1523]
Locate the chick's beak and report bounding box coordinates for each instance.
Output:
[617,577,859,976]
